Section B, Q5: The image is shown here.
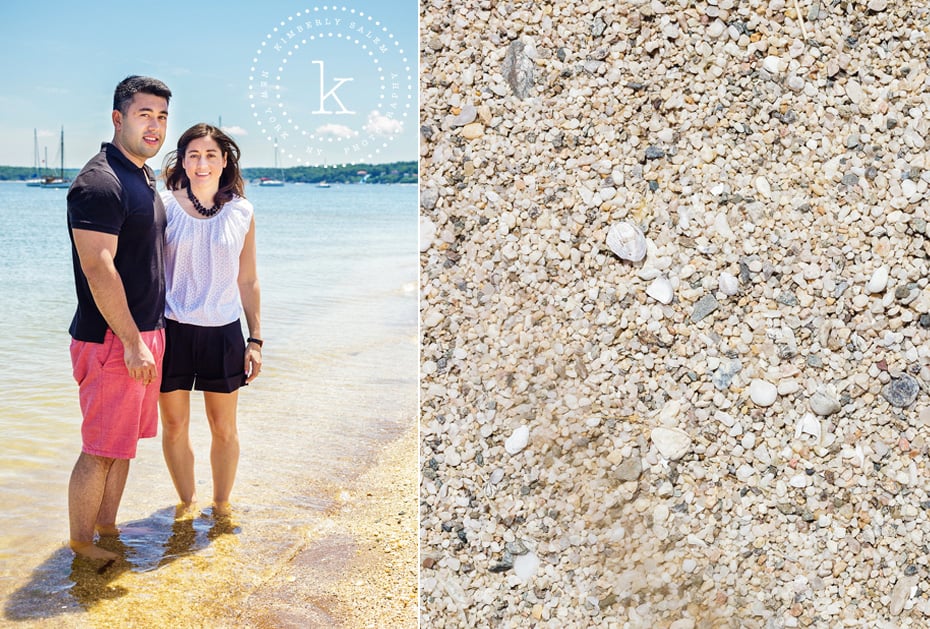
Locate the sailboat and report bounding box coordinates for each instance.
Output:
[39,127,71,188]
[258,139,285,187]
[24,129,43,186]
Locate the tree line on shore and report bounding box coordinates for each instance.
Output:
[0,161,418,185]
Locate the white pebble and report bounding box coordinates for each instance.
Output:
[749,379,777,407]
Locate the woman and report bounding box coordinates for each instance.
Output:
[159,123,262,518]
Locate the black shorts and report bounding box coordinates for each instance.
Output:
[160,319,247,394]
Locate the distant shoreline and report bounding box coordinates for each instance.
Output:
[0,160,418,185]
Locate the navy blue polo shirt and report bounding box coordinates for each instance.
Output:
[67,143,166,343]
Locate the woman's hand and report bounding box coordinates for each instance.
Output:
[244,343,262,383]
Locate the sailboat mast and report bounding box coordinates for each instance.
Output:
[33,129,39,176]
[60,127,65,178]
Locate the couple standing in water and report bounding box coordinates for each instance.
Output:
[66,75,263,561]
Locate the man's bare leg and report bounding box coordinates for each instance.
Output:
[204,391,239,517]
[94,458,130,536]
[160,390,197,508]
[68,452,119,561]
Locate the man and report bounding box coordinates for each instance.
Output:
[67,75,171,561]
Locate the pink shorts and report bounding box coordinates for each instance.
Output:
[70,328,165,459]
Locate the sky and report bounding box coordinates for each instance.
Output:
[0,0,418,170]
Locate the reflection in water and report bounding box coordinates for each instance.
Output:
[4,506,240,621]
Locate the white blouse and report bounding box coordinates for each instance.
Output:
[161,190,253,326]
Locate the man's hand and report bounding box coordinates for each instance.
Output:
[124,338,157,386]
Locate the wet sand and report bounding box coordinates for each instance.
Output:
[238,425,418,628]
[1,425,417,629]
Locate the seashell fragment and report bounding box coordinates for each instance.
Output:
[606,222,647,262]
[504,425,530,454]
[866,266,889,294]
[794,413,822,443]
[646,277,674,304]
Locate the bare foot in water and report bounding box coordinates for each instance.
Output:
[69,539,118,561]
[212,501,232,517]
[94,523,120,536]
[175,502,198,520]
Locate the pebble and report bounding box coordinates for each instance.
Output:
[512,552,540,581]
[690,294,719,323]
[650,426,692,461]
[882,375,920,408]
[810,387,842,416]
[749,380,777,407]
[718,272,739,296]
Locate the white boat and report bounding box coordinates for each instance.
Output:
[39,127,71,189]
[259,138,285,186]
[316,181,331,188]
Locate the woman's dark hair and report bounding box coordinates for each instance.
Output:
[163,123,245,206]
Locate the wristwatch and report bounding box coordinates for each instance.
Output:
[247,337,264,348]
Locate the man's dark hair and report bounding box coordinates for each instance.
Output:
[112,75,172,113]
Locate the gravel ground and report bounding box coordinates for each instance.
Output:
[419,0,930,626]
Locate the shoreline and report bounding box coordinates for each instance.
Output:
[234,423,419,628]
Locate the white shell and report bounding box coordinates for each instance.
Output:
[504,425,529,454]
[794,413,822,442]
[606,222,647,262]
[646,276,674,304]
[866,265,889,294]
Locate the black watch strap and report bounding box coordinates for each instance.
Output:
[247,337,264,348]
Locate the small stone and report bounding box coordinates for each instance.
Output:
[868,0,888,11]
[883,375,920,408]
[461,123,484,140]
[841,173,859,186]
[712,358,742,390]
[615,453,643,482]
[449,104,477,127]
[691,294,719,323]
[762,56,784,75]
[810,387,841,416]
[890,575,918,615]
[650,426,692,461]
[718,272,739,296]
[749,379,778,407]
[645,146,665,160]
[420,188,439,211]
[420,216,436,252]
[513,551,540,581]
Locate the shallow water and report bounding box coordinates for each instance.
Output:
[0,182,418,625]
